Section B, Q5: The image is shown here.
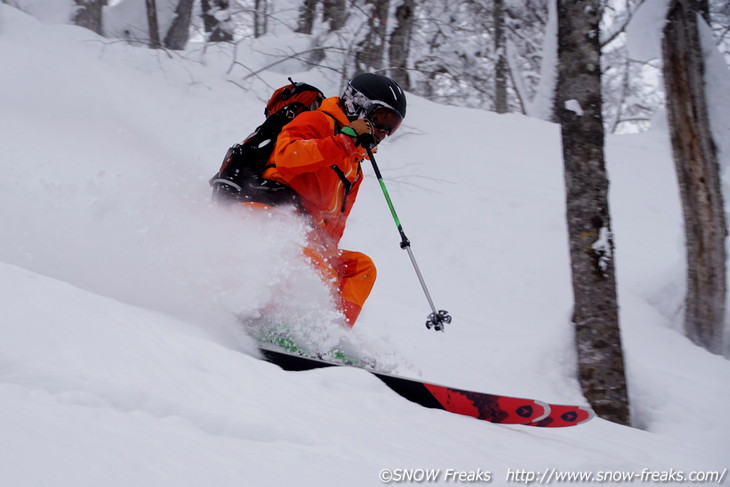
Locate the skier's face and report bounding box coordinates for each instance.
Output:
[368,107,403,144]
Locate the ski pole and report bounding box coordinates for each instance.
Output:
[365,146,452,331]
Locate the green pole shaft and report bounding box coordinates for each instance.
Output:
[366,147,438,314]
[376,178,410,248]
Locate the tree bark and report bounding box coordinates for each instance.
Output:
[296,0,318,34]
[388,0,414,89]
[556,0,630,425]
[527,0,558,121]
[145,0,161,49]
[201,0,233,42]
[355,0,390,74]
[164,0,195,50]
[253,0,268,38]
[493,0,508,113]
[73,0,105,36]
[692,0,710,23]
[663,0,726,354]
[323,0,347,32]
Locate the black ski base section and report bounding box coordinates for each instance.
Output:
[259,346,594,427]
[260,347,444,409]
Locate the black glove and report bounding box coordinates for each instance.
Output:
[341,118,375,147]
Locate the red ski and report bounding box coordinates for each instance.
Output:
[258,345,593,427]
[528,403,595,427]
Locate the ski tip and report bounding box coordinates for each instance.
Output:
[533,400,551,423]
[577,406,596,425]
[528,404,596,427]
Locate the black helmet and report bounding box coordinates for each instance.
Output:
[342,73,407,121]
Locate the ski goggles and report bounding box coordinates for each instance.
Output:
[368,106,403,137]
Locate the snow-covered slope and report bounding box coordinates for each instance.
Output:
[1,5,728,485]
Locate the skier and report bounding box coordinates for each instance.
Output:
[262,73,407,327]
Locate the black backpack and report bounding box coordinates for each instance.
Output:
[210,79,324,206]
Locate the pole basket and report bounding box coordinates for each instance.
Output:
[426,310,452,331]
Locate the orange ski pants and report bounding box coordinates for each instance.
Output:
[303,245,376,327]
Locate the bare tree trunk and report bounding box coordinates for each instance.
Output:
[528,0,558,121]
[388,0,414,89]
[201,0,233,42]
[145,0,161,49]
[296,0,319,34]
[323,0,347,31]
[493,0,508,113]
[73,0,105,35]
[663,0,726,354]
[164,0,194,50]
[693,0,710,23]
[253,0,268,38]
[556,0,630,425]
[355,0,390,73]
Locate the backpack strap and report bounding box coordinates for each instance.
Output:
[321,110,343,135]
[320,111,362,213]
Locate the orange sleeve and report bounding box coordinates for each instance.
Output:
[270,111,358,181]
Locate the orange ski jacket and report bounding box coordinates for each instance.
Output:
[263,97,367,246]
